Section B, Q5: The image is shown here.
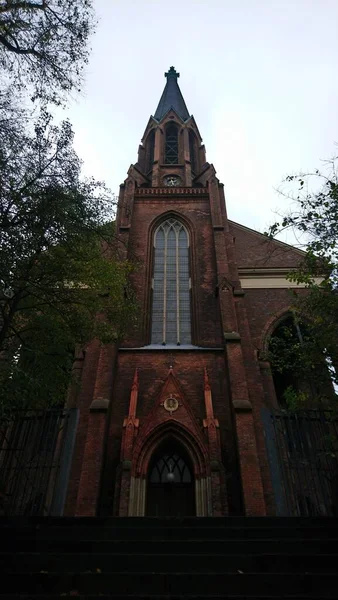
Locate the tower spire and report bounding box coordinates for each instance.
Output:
[154,66,190,122]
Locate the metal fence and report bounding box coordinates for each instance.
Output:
[262,409,338,516]
[0,408,78,516]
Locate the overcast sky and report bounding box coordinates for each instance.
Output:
[61,0,338,236]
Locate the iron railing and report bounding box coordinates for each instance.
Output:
[0,408,78,516]
[262,409,338,516]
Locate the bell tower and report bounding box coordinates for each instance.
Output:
[136,66,206,189]
[99,66,267,517]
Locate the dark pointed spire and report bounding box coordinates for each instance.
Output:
[154,66,190,122]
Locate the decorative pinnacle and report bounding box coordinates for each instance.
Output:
[204,367,211,390]
[132,368,139,389]
[165,66,180,80]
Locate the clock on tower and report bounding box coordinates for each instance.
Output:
[163,175,182,187]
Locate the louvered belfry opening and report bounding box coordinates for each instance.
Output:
[151,219,191,345]
[165,124,179,164]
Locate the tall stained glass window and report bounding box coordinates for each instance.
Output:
[151,219,191,345]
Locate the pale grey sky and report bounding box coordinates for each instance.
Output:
[62,0,338,235]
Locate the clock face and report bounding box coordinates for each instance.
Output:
[163,175,181,187]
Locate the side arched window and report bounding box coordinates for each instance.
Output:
[151,219,191,345]
[189,130,197,173]
[146,129,155,173]
[268,315,333,407]
[165,124,179,164]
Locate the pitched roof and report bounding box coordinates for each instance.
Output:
[154,66,190,122]
[228,220,304,269]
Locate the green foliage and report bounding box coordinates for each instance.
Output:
[268,160,338,285]
[0,108,136,417]
[0,0,95,105]
[268,318,329,381]
[0,2,137,418]
[281,386,308,411]
[268,158,338,408]
[267,316,332,406]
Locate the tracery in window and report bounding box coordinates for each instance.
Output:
[151,219,191,345]
[165,124,179,164]
[149,450,192,483]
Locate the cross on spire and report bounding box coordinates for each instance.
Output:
[165,66,180,80]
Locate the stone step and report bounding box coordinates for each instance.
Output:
[2,525,338,541]
[1,516,338,528]
[1,572,338,596]
[0,590,330,600]
[2,537,338,555]
[1,518,336,598]
[1,552,338,574]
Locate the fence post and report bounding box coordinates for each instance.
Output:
[261,408,288,516]
[50,408,79,516]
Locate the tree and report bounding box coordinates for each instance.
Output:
[0,0,95,105]
[267,157,338,407]
[0,109,135,417]
[0,2,136,419]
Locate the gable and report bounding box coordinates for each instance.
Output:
[228,220,305,270]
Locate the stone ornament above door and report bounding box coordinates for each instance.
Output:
[163,394,179,415]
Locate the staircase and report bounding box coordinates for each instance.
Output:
[1,516,338,599]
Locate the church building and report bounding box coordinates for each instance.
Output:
[65,67,308,518]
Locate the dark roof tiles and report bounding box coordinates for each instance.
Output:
[154,66,190,122]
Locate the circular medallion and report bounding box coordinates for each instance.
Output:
[163,175,181,187]
[163,395,179,413]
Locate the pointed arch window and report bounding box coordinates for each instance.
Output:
[146,129,155,173]
[165,124,179,164]
[151,219,191,345]
[189,130,197,173]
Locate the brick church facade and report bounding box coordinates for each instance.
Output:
[65,67,306,518]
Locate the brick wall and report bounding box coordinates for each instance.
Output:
[65,177,305,517]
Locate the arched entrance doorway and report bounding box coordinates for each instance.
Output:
[146,440,195,516]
